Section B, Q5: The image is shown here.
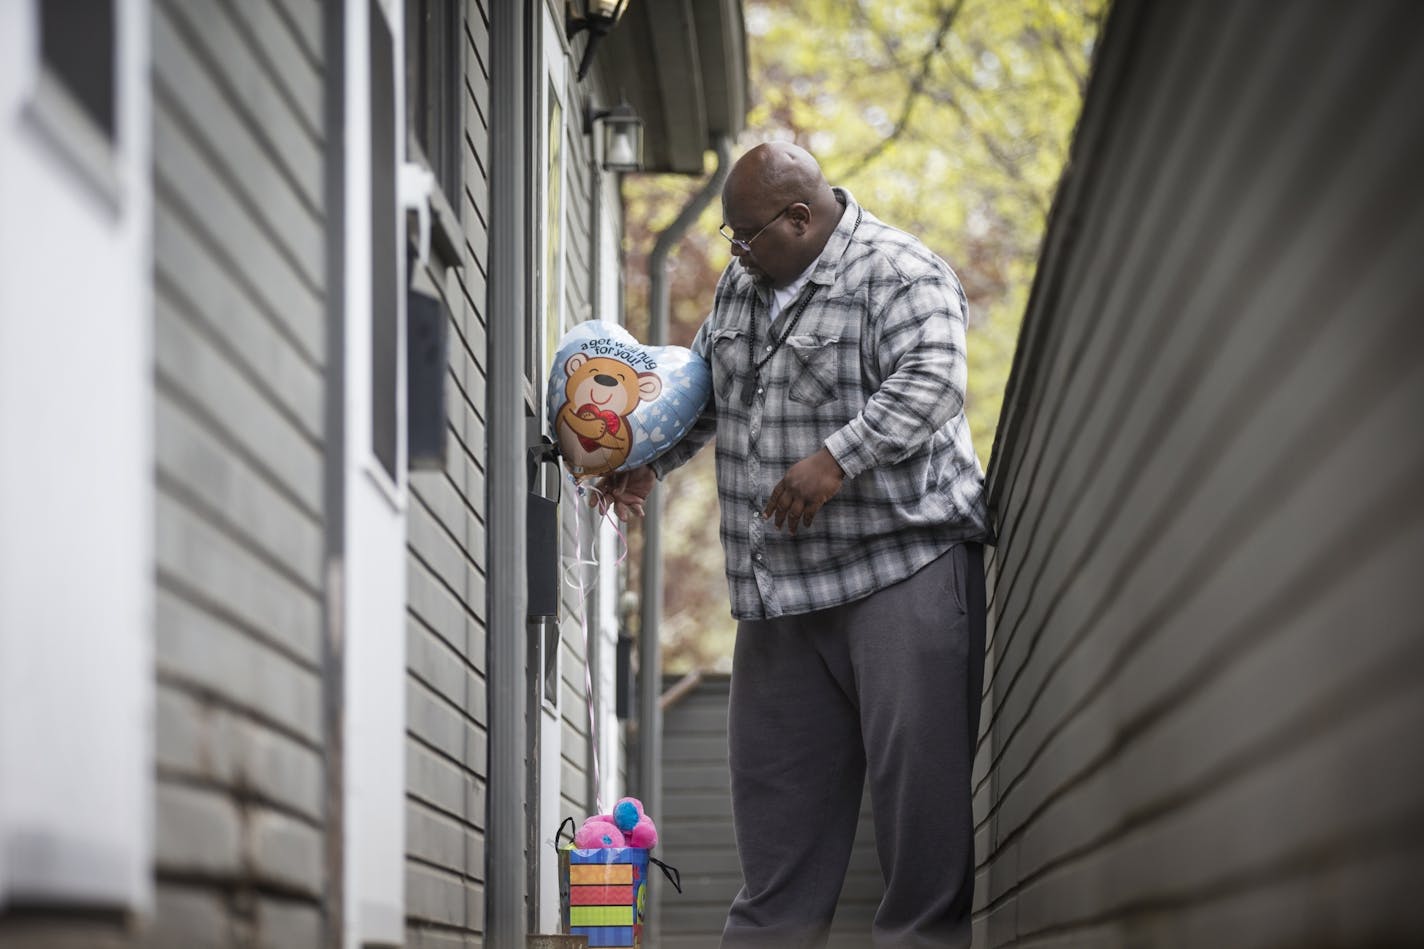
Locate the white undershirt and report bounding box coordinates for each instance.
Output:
[768,201,849,322]
[768,258,818,323]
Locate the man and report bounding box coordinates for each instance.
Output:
[596,143,994,947]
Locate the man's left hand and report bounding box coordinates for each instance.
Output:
[763,447,845,535]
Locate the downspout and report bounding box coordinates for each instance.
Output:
[320,3,346,945]
[639,133,734,943]
[487,1,528,945]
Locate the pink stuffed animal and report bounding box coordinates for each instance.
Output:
[611,797,658,849]
[574,816,625,849]
[628,815,658,849]
[574,797,657,850]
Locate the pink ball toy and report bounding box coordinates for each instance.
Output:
[612,797,645,833]
[628,815,658,850]
[574,818,625,849]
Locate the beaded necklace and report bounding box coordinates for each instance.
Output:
[739,284,820,406]
[737,203,861,407]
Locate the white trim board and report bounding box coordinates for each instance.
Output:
[0,0,154,913]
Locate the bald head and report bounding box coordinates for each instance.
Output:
[721,143,843,287]
[725,143,832,209]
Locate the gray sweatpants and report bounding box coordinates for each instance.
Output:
[722,542,986,949]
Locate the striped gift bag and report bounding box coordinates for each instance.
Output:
[563,847,648,948]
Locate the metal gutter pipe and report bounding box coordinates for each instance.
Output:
[487,1,529,944]
[639,133,734,944]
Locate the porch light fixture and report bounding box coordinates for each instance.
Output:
[566,0,630,81]
[585,99,643,173]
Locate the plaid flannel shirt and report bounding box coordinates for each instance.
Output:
[651,189,994,619]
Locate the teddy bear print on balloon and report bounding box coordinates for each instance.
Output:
[555,351,662,477]
[547,321,712,481]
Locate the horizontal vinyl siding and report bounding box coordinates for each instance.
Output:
[661,676,736,949]
[150,0,327,946]
[403,1,492,945]
[460,0,492,322]
[660,675,883,949]
[977,1,1424,946]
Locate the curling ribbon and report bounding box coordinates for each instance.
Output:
[561,475,631,816]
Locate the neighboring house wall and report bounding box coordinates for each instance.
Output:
[660,674,882,948]
[976,1,1424,945]
[149,0,329,946]
[660,675,734,949]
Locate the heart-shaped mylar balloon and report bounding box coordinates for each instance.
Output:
[547,321,712,480]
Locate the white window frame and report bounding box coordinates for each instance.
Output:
[342,1,408,946]
[0,0,153,913]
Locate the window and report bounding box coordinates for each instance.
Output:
[24,0,122,205]
[370,2,399,481]
[403,0,460,471]
[527,38,568,400]
[39,0,116,140]
[404,0,461,206]
[540,88,566,386]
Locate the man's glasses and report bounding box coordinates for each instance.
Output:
[719,205,792,255]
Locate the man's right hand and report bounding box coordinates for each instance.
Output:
[588,465,656,522]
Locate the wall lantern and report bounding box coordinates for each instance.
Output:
[566,0,630,81]
[585,99,644,173]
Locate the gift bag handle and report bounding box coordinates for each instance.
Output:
[649,856,682,894]
[555,816,577,850]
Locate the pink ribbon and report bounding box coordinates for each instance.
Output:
[564,476,630,816]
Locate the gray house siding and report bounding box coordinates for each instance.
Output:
[401,0,626,938]
[150,0,328,946]
[403,1,493,945]
[0,1,733,945]
[976,1,1424,945]
[660,674,883,948]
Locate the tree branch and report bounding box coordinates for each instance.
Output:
[833,0,966,180]
[1047,27,1086,94]
[923,76,1050,219]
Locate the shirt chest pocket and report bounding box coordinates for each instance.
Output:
[711,326,746,403]
[786,334,842,407]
